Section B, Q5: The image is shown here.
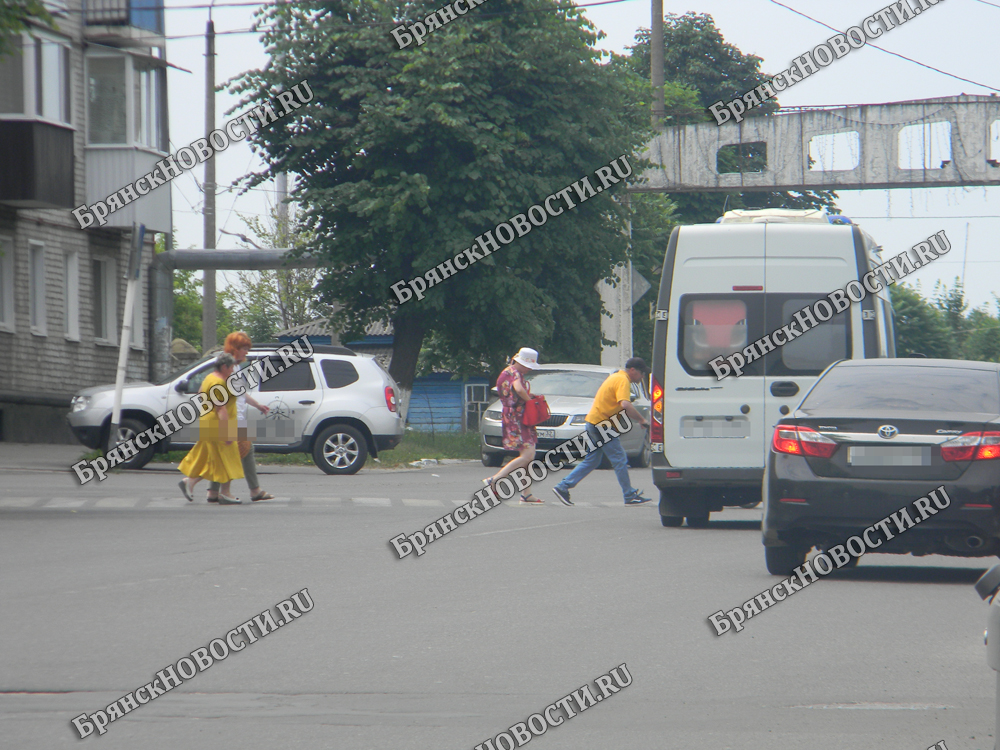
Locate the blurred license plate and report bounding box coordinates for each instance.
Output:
[848,446,930,466]
[537,429,555,439]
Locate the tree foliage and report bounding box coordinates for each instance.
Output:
[0,1,54,58]
[219,209,331,342]
[226,0,653,387]
[626,12,838,225]
[891,284,953,359]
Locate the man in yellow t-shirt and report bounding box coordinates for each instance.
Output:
[551,357,653,507]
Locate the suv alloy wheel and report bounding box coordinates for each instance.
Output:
[313,424,369,475]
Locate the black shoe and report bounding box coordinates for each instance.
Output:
[552,487,573,506]
[625,492,653,505]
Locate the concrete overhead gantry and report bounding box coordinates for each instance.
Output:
[150,249,318,382]
[599,95,1000,366]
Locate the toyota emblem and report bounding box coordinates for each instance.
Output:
[877,425,898,440]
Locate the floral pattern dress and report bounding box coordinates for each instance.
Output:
[496,365,536,450]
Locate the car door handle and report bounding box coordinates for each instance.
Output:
[299,400,315,405]
[770,381,800,398]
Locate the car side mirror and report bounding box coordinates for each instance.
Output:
[175,380,189,393]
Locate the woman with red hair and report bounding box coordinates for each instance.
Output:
[204,331,274,502]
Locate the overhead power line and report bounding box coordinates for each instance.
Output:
[767,0,1000,93]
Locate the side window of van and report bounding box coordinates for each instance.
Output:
[768,297,850,375]
[679,296,764,376]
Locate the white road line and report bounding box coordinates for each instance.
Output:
[352,497,391,507]
[0,497,41,507]
[465,519,593,538]
[93,498,136,508]
[43,497,87,508]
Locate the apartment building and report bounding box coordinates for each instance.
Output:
[0,0,171,443]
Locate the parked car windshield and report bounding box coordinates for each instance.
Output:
[524,370,609,398]
[801,365,1000,414]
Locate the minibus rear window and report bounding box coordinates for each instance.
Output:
[680,297,758,374]
[770,298,850,375]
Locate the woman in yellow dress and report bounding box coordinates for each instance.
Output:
[177,353,245,504]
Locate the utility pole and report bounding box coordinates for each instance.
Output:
[651,0,665,129]
[276,172,289,328]
[201,16,217,352]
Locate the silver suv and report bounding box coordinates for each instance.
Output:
[67,345,404,474]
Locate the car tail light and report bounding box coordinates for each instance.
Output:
[385,386,397,413]
[771,425,838,458]
[940,431,1000,461]
[650,376,664,443]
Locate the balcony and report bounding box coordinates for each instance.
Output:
[0,121,74,209]
[85,0,165,46]
[86,147,171,232]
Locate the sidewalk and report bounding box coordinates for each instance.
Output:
[0,443,87,472]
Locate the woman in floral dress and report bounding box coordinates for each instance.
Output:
[483,347,544,503]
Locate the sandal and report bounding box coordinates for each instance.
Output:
[520,493,544,504]
[179,479,194,502]
[217,494,242,505]
[251,491,274,502]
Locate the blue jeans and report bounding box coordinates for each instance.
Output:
[554,422,639,500]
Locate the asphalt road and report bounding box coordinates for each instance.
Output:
[0,453,995,750]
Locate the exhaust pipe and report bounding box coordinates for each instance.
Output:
[944,533,989,552]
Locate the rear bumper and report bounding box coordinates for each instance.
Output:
[374,434,402,452]
[652,464,763,488]
[764,455,1000,554]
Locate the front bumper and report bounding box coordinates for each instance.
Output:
[68,421,102,449]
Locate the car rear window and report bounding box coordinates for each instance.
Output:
[321,359,360,389]
[802,366,1000,414]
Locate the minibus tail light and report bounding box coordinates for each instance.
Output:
[650,376,664,443]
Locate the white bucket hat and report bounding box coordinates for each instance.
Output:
[512,347,541,370]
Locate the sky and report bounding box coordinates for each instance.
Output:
[162,0,1000,309]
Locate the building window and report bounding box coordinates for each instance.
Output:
[0,36,24,114]
[133,64,163,150]
[29,242,47,335]
[0,237,14,332]
[0,33,70,123]
[64,250,79,340]
[87,56,126,144]
[92,257,117,342]
[88,54,165,150]
[34,36,71,124]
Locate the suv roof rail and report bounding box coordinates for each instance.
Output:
[255,342,357,357]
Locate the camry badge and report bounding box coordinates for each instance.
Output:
[877,425,898,440]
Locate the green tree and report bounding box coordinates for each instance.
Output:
[226,0,652,392]
[963,304,1000,363]
[219,210,331,342]
[891,284,951,359]
[0,1,54,58]
[627,12,837,225]
[932,278,969,356]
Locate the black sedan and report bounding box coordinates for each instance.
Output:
[763,358,1000,575]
